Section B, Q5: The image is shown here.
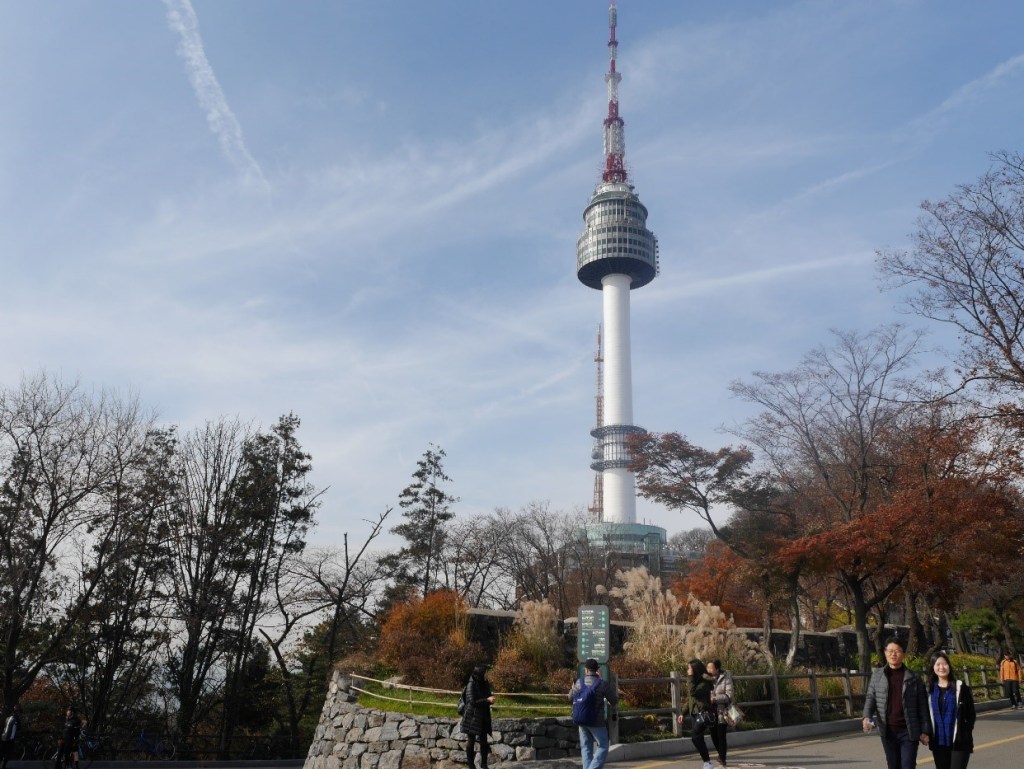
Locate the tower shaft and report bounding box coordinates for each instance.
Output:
[601,274,637,521]
[576,1,658,527]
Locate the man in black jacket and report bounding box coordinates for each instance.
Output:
[863,639,931,769]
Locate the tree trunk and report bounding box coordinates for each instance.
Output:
[905,591,924,655]
[945,612,968,654]
[785,577,801,668]
[848,579,872,672]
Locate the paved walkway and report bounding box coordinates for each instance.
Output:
[601,705,1024,769]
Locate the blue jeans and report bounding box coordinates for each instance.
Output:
[880,728,919,769]
[578,725,609,769]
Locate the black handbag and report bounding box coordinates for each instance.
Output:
[457,685,467,716]
[694,708,717,728]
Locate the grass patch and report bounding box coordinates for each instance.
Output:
[352,679,569,719]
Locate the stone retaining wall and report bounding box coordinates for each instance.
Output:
[304,671,580,769]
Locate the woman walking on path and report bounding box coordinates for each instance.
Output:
[707,659,734,768]
[677,659,715,769]
[927,652,976,769]
[460,665,496,769]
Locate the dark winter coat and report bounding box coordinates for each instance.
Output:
[460,673,493,736]
[927,680,976,754]
[863,665,931,741]
[688,677,713,717]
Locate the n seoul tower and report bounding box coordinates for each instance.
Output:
[577,0,659,527]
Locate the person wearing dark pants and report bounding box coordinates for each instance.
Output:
[460,666,496,769]
[863,639,932,769]
[58,707,82,769]
[926,652,975,769]
[707,660,734,768]
[998,651,1022,709]
[677,659,715,769]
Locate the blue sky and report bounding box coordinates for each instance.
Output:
[3,0,1023,547]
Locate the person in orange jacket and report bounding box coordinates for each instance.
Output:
[998,650,1022,709]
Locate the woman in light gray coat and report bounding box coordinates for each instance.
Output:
[707,660,734,768]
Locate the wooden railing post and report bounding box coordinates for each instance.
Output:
[608,672,619,746]
[842,669,853,716]
[770,670,782,727]
[809,671,821,722]
[670,670,682,736]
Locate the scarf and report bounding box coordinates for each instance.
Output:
[931,684,957,747]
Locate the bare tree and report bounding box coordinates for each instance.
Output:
[727,326,924,670]
[50,427,175,733]
[666,527,715,557]
[879,151,1024,406]
[492,504,602,619]
[440,515,516,609]
[160,418,250,742]
[0,373,153,714]
[261,507,392,752]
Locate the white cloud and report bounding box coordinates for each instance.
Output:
[162,0,269,191]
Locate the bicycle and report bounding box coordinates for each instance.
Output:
[22,734,56,762]
[133,730,175,761]
[77,730,102,769]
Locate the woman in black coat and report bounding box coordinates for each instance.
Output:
[461,666,496,769]
[927,652,976,769]
[676,659,715,769]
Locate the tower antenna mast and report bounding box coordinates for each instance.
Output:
[603,0,627,184]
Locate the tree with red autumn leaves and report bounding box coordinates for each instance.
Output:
[732,326,1024,669]
[628,431,808,664]
[634,326,1024,671]
[674,540,763,628]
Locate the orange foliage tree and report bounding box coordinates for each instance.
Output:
[376,590,484,689]
[676,541,762,628]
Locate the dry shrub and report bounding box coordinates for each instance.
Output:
[609,566,762,673]
[403,641,483,690]
[491,600,562,691]
[544,666,578,694]
[489,645,537,692]
[612,656,668,708]
[681,593,762,669]
[335,650,382,677]
[377,590,484,688]
[512,600,561,668]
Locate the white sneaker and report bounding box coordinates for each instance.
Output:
[702,763,713,769]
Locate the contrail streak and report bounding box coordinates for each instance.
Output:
[163,0,268,189]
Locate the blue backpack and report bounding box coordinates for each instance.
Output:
[571,678,601,725]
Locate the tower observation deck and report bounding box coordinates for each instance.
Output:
[576,1,660,528]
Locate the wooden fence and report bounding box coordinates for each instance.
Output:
[611,664,1005,743]
[351,665,1007,746]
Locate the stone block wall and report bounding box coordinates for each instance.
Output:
[305,670,581,769]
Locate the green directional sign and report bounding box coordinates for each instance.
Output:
[577,604,610,663]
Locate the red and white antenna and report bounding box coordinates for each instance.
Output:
[603,0,627,183]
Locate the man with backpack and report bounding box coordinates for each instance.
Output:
[568,658,618,769]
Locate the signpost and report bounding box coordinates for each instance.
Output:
[577,605,610,663]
